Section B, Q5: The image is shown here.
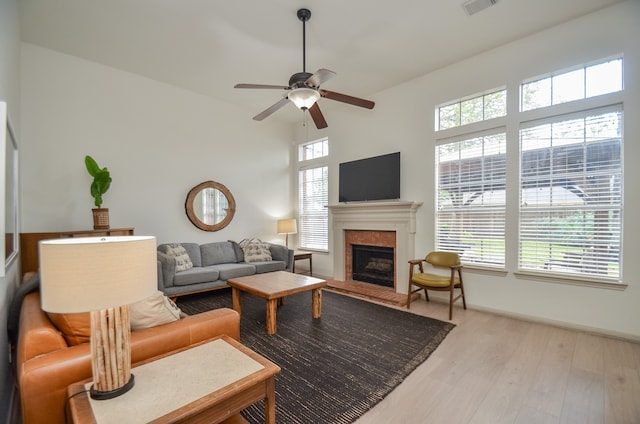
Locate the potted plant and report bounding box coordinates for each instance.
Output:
[85,155,112,229]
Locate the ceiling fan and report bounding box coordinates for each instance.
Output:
[234,8,375,129]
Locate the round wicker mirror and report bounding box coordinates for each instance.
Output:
[185,181,236,231]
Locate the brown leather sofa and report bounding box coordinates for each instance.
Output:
[16,291,240,424]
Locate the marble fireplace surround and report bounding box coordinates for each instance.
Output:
[328,201,423,295]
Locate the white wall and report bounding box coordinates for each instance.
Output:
[0,0,21,419]
[298,1,640,339]
[20,44,294,246]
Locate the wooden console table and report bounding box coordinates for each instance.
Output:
[20,228,134,274]
[66,335,280,423]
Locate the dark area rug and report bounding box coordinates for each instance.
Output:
[177,288,454,424]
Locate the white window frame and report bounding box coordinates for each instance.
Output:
[518,105,623,283]
[433,55,625,286]
[436,129,507,269]
[297,138,329,252]
[435,87,507,131]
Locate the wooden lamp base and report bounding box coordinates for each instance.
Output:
[89,305,134,400]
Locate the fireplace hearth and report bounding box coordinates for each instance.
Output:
[352,244,394,288]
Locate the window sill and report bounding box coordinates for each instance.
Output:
[462,265,509,277]
[513,270,627,290]
[297,248,329,254]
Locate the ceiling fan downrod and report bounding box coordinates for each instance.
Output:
[297,8,311,73]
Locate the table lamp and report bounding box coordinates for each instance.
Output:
[277,218,297,248]
[39,236,157,400]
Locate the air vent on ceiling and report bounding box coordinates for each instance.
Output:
[462,0,498,16]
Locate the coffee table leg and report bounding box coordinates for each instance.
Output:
[266,299,277,335]
[231,287,242,315]
[312,288,322,318]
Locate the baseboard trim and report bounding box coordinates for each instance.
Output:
[317,276,640,343]
[468,303,640,343]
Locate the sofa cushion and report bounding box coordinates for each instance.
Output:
[164,243,193,272]
[201,242,238,266]
[46,312,90,346]
[253,260,286,274]
[46,292,185,345]
[159,243,201,267]
[174,267,220,286]
[209,263,256,281]
[130,291,182,330]
[229,240,245,262]
[269,243,289,263]
[239,238,272,263]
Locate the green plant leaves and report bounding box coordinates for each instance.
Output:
[85,155,112,207]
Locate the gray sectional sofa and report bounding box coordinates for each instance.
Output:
[156,240,294,298]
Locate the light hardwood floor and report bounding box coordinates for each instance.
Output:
[352,297,640,424]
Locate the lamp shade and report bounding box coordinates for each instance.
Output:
[288,88,320,109]
[277,219,297,235]
[39,236,158,313]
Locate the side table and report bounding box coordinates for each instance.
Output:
[66,335,280,424]
[293,252,312,275]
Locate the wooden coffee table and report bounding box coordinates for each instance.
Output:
[227,271,327,335]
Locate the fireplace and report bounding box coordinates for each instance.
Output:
[352,244,394,287]
[329,201,422,295]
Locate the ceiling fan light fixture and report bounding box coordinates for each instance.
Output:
[288,87,320,109]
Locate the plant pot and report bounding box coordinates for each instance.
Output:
[92,208,110,230]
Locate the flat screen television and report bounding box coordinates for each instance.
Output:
[339,152,400,202]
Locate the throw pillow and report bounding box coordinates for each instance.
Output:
[130,291,182,331]
[164,243,193,272]
[239,238,272,263]
[46,312,91,346]
[47,292,183,346]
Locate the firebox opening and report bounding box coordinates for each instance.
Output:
[352,244,394,288]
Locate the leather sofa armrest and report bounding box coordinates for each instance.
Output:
[16,293,67,365]
[157,251,176,288]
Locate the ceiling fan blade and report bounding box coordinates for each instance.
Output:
[235,83,290,90]
[308,103,328,129]
[305,69,336,88]
[320,90,375,109]
[253,97,291,121]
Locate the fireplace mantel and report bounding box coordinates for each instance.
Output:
[329,201,423,294]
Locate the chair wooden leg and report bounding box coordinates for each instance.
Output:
[458,270,467,310]
[448,287,454,320]
[424,288,429,302]
[406,289,412,309]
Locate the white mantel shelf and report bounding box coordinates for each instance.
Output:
[329,201,423,294]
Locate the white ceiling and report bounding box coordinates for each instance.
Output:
[19,0,622,125]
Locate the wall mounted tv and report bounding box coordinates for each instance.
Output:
[339,152,400,202]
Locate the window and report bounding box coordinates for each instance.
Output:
[436,89,506,131]
[521,57,623,111]
[298,139,329,251]
[299,138,328,161]
[436,132,506,267]
[433,56,624,284]
[519,107,622,281]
